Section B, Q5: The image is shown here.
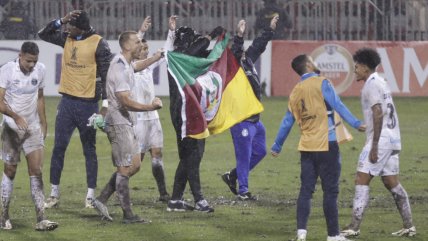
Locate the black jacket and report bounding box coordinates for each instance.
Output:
[231,28,274,122]
[168,36,211,136]
[38,19,113,101]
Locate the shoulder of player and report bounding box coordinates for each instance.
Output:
[110,55,128,68]
[1,61,15,71]
[35,62,46,71]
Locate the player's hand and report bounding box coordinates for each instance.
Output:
[358,124,366,132]
[270,14,279,30]
[41,122,47,140]
[99,106,108,117]
[61,10,81,24]
[151,97,163,110]
[169,15,178,31]
[237,19,246,37]
[154,48,164,60]
[209,26,224,39]
[14,115,28,131]
[369,145,378,163]
[140,16,151,33]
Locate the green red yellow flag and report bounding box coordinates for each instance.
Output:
[166,34,264,139]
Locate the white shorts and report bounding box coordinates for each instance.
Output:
[134,119,163,153]
[1,123,44,165]
[105,124,139,167]
[357,143,400,176]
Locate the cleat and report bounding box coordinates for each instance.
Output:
[327,235,353,241]
[35,220,58,231]
[123,215,151,224]
[1,219,12,230]
[237,192,257,201]
[44,196,59,209]
[391,226,416,237]
[92,199,113,221]
[158,193,170,203]
[221,172,237,195]
[194,199,214,213]
[340,228,360,237]
[85,197,95,208]
[166,200,194,212]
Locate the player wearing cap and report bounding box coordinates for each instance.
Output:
[38,10,113,209]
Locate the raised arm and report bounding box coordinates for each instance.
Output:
[138,16,151,39]
[133,49,164,72]
[164,15,177,52]
[246,15,278,62]
[231,20,246,60]
[38,10,81,47]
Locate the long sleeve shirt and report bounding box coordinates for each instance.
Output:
[271,72,362,153]
[38,19,113,101]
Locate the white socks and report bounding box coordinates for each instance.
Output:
[1,173,13,217]
[350,185,370,230]
[297,229,307,238]
[86,188,95,199]
[390,183,413,228]
[50,184,60,198]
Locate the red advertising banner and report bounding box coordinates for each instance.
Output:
[271,41,428,96]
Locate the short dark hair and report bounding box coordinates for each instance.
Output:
[353,48,381,70]
[118,31,138,49]
[291,54,308,76]
[21,41,39,55]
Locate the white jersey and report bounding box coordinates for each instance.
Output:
[133,29,175,121]
[361,72,401,150]
[105,54,136,126]
[134,63,161,121]
[0,59,45,129]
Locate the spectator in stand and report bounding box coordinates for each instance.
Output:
[255,0,292,40]
[0,1,37,39]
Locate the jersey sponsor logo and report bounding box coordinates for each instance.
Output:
[310,44,354,94]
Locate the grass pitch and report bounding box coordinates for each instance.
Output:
[1,97,427,241]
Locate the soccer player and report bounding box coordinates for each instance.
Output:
[0,42,58,231]
[341,48,416,238]
[270,54,365,241]
[38,10,113,208]
[132,15,177,202]
[221,16,277,200]
[92,31,163,223]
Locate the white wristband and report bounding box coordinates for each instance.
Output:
[102,99,108,108]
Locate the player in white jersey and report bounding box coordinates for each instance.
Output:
[0,42,58,231]
[131,15,176,202]
[91,31,163,223]
[341,48,416,238]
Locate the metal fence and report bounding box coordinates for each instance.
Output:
[0,0,427,41]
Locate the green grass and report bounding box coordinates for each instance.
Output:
[2,97,427,241]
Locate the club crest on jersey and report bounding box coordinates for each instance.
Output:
[241,128,249,137]
[71,47,77,61]
[31,79,37,86]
